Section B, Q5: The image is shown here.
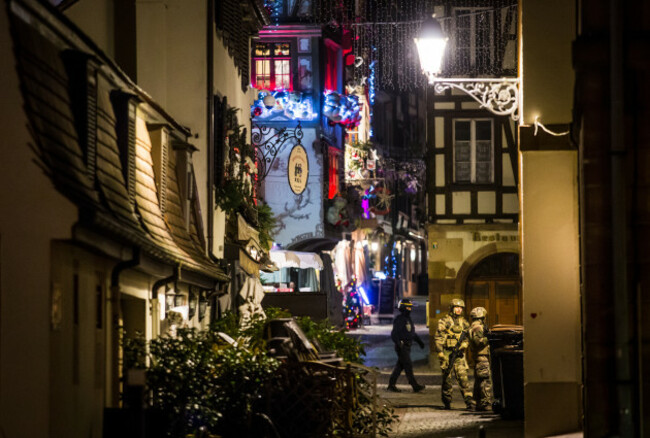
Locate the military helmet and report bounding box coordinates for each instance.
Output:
[398,299,413,312]
[449,298,465,310]
[470,307,487,320]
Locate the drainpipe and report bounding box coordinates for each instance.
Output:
[207,0,215,254]
[609,0,635,435]
[108,247,140,407]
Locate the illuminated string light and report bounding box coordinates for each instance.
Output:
[315,0,516,91]
[534,116,570,137]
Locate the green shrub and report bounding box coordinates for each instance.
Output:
[295,316,366,364]
[123,308,397,437]
[143,326,280,437]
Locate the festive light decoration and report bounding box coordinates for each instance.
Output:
[368,59,376,137]
[326,196,350,228]
[263,0,281,24]
[322,90,362,127]
[307,0,517,91]
[370,186,393,215]
[384,248,398,279]
[361,194,371,219]
[343,278,363,329]
[251,90,317,121]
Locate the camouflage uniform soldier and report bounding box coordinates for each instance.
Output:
[435,298,474,410]
[469,307,492,411]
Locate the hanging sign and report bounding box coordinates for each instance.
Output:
[288,144,309,195]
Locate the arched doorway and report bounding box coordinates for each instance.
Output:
[465,252,521,326]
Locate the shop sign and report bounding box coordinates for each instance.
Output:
[288,144,309,194]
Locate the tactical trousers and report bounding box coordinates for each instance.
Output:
[440,352,473,405]
[473,355,492,410]
[389,344,418,387]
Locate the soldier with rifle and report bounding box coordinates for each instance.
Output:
[434,298,475,410]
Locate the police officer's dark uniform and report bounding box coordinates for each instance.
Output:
[387,299,426,393]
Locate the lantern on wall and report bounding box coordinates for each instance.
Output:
[414,14,447,81]
[188,290,198,320]
[165,285,175,311]
[198,293,209,322]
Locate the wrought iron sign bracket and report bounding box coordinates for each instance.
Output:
[431,78,520,121]
[251,121,304,183]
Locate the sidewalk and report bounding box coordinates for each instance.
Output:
[380,382,523,438]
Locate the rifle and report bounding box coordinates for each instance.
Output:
[442,330,468,382]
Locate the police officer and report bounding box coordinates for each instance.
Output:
[469,307,492,411]
[434,298,474,409]
[387,299,426,393]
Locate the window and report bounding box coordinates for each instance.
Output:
[253,42,292,91]
[453,119,493,183]
[453,8,493,74]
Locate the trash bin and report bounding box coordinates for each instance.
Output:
[488,324,524,419]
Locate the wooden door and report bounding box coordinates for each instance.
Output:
[466,279,521,327]
[465,252,521,328]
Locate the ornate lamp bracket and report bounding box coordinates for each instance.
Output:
[431,78,520,121]
[251,121,303,183]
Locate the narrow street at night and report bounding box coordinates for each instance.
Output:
[2,0,648,436]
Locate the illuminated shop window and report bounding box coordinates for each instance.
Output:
[252,42,292,91]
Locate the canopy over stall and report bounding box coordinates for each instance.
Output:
[269,250,324,270]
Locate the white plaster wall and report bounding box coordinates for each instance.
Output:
[132,0,257,255]
[521,0,575,125]
[0,8,78,436]
[521,150,581,381]
[264,128,323,247]
[137,0,168,105]
[521,150,582,437]
[65,0,115,57]
[435,154,445,186]
[439,229,519,276]
[502,153,516,186]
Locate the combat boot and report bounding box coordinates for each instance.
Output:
[412,383,425,393]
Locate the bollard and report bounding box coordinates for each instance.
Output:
[478,424,486,438]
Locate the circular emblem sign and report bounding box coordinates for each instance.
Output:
[288,144,309,195]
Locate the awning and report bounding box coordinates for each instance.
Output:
[269,250,324,270]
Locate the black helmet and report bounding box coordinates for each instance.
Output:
[398,299,413,312]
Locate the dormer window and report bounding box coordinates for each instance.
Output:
[253,42,292,91]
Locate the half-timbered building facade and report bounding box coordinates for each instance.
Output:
[426,0,520,330]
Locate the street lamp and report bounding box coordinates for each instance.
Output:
[415,14,520,121]
[413,15,447,81]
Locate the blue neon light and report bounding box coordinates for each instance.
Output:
[358,286,370,305]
